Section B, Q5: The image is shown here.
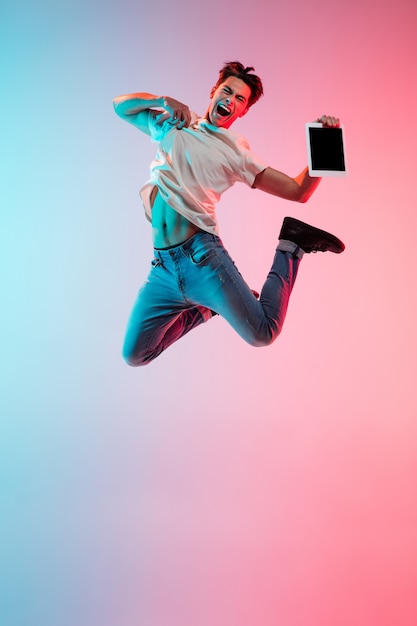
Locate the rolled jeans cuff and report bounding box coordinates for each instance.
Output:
[277,239,305,260]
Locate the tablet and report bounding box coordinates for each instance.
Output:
[306,122,347,177]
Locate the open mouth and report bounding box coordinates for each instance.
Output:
[216,104,230,117]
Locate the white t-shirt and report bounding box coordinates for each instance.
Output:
[140,111,268,235]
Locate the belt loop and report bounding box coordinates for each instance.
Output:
[155,249,164,267]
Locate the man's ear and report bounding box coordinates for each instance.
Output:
[239,106,250,118]
[209,86,215,99]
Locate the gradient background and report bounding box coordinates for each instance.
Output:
[1,1,417,625]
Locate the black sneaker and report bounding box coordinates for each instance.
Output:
[279,217,345,254]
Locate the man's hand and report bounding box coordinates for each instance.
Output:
[316,115,340,128]
[155,97,192,129]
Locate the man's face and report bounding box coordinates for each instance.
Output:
[206,76,251,129]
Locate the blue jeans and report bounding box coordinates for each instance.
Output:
[123,232,302,365]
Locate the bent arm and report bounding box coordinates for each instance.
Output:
[112,93,164,134]
[253,166,321,203]
[112,93,191,132]
[253,115,341,203]
[113,93,164,116]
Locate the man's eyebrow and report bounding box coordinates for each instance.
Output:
[223,85,247,100]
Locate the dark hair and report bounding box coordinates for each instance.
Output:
[214,61,264,108]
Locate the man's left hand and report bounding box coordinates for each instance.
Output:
[316,115,340,128]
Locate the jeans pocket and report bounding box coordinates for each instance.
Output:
[188,247,218,265]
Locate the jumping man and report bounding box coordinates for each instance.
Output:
[113,61,345,366]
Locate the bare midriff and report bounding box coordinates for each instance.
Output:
[150,186,204,249]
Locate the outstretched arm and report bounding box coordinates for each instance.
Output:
[253,115,340,203]
[112,92,192,133]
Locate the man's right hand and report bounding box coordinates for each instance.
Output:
[155,97,191,129]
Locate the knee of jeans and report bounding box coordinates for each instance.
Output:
[123,355,143,367]
[122,344,150,367]
[123,351,141,367]
[245,325,281,348]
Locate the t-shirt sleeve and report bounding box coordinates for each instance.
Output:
[236,136,269,186]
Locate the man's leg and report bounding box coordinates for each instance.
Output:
[179,233,299,347]
[189,245,301,346]
[122,254,214,366]
[123,219,345,365]
[181,219,344,348]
